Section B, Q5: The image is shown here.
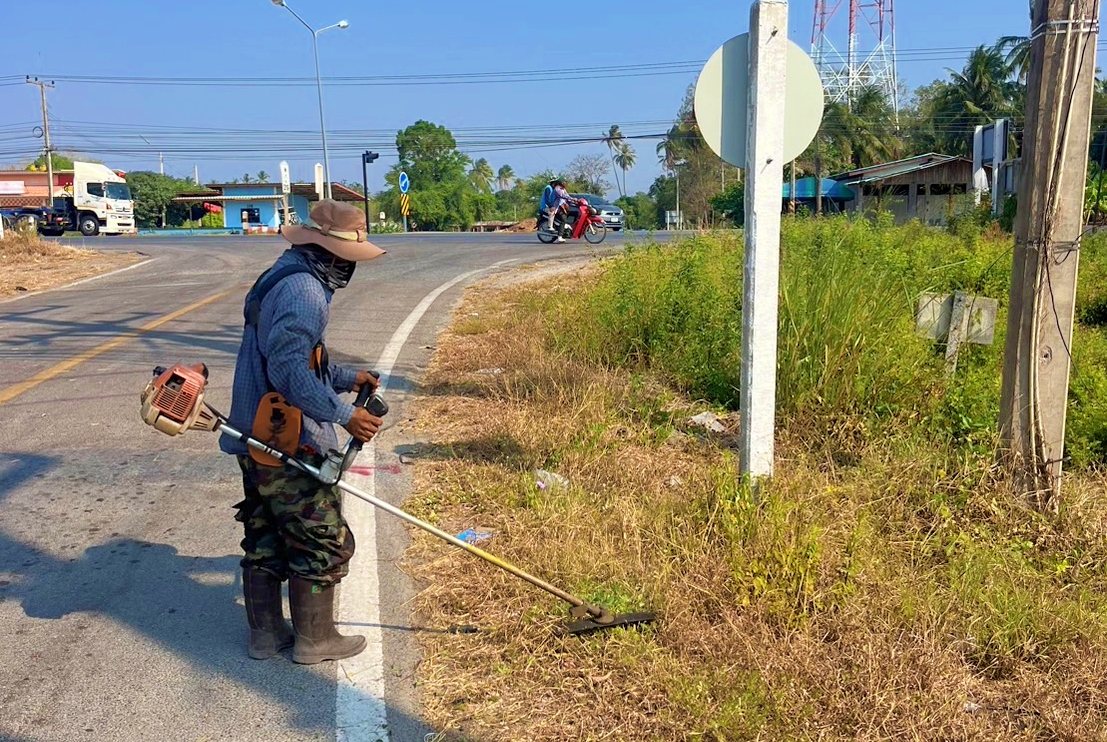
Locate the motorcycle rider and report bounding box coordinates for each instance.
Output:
[550,179,574,242]
[539,179,557,232]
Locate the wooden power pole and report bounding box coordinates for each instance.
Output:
[999,0,1100,502]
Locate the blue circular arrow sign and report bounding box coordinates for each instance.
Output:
[398,172,410,194]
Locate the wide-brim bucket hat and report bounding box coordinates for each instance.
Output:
[280,199,386,261]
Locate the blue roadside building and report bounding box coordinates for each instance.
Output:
[174,182,366,231]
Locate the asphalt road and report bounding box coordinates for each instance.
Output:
[0,231,652,742]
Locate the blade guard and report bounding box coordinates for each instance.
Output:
[140,363,220,435]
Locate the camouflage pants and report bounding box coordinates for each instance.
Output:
[234,455,355,585]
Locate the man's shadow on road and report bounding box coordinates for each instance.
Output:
[0,453,475,742]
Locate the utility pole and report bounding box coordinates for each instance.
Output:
[194,164,200,186]
[159,152,164,176]
[26,77,55,207]
[1000,0,1100,503]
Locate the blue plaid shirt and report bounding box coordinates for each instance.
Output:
[219,249,358,458]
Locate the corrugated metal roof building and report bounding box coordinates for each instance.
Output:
[831,154,983,226]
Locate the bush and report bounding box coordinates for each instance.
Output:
[545,218,1107,468]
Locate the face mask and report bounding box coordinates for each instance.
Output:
[292,244,357,290]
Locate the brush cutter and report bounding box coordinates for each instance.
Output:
[139,363,656,635]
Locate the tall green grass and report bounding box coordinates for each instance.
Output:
[549,216,1107,468]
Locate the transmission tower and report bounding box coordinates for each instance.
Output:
[811,0,898,112]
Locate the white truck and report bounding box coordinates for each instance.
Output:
[2,161,137,236]
[56,162,137,236]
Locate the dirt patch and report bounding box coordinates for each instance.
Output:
[499,217,537,233]
[0,233,144,297]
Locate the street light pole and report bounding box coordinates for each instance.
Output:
[271,0,347,200]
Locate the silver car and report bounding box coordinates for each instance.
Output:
[571,194,624,231]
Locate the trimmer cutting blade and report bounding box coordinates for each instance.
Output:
[566,611,658,635]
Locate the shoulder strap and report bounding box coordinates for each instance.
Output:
[244,263,313,327]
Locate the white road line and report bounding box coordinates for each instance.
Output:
[336,259,518,742]
[0,257,157,305]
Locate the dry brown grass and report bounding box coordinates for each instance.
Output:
[0,231,142,297]
[402,261,1107,741]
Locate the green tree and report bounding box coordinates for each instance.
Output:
[241,173,253,184]
[928,45,1019,156]
[469,158,494,193]
[126,171,194,228]
[394,120,470,187]
[603,125,626,197]
[26,153,79,171]
[993,1,1034,83]
[496,164,515,192]
[820,85,901,170]
[614,192,657,230]
[613,142,637,198]
[709,181,745,226]
[256,170,270,183]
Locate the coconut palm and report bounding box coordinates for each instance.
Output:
[613,141,636,196]
[469,158,494,193]
[928,45,1019,155]
[993,2,1033,83]
[496,164,515,192]
[256,170,270,183]
[603,125,626,198]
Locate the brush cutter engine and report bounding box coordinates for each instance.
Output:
[140,363,221,436]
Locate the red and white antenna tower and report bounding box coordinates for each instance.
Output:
[811,0,898,112]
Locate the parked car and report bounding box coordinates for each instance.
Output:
[569,194,623,231]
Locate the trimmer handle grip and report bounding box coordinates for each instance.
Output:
[342,373,388,470]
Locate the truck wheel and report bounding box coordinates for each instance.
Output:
[14,214,38,234]
[78,215,100,236]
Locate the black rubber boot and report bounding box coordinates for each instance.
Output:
[289,576,366,665]
[243,567,295,660]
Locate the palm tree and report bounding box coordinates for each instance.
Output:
[469,158,494,193]
[930,46,1019,156]
[613,141,636,196]
[603,125,626,197]
[993,2,1034,83]
[496,164,515,192]
[241,173,253,184]
[256,170,270,183]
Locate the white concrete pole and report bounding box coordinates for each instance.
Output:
[991,118,1005,214]
[740,0,789,480]
[973,125,985,205]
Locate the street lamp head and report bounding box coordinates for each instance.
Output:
[337,20,349,28]
[270,0,285,5]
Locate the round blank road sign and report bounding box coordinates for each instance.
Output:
[694,33,825,168]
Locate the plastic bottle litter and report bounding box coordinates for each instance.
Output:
[535,469,570,490]
[456,528,494,544]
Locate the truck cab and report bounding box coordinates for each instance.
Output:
[64,162,136,236]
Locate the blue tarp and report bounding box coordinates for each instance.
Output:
[782,177,855,201]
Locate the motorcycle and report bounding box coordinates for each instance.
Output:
[536,198,607,245]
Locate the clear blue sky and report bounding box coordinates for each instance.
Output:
[0,0,1033,198]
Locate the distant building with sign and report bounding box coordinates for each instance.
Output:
[173,181,364,230]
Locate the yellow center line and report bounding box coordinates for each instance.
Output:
[0,285,244,406]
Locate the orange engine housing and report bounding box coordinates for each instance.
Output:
[140,363,215,436]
